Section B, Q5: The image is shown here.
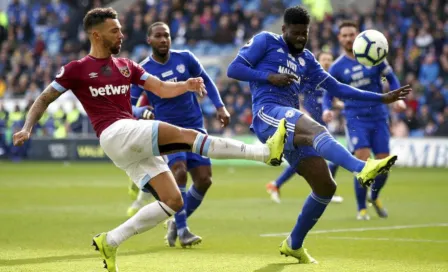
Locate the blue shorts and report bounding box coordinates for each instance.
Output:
[252,105,320,166]
[345,119,390,154]
[165,152,211,170]
[165,127,211,170]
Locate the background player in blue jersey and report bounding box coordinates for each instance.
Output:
[322,21,407,220]
[129,22,230,248]
[265,52,344,204]
[227,6,411,263]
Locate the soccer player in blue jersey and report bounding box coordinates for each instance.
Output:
[322,21,406,220]
[129,22,231,248]
[265,51,343,204]
[227,6,411,263]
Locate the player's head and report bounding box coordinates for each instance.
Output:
[317,51,333,71]
[282,6,310,54]
[147,22,171,58]
[83,7,123,55]
[338,21,359,53]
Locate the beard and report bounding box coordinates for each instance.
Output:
[286,41,304,55]
[103,39,120,55]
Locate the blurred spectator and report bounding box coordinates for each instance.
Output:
[0,0,446,137]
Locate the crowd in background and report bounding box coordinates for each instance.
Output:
[0,0,447,156]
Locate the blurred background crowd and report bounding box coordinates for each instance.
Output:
[0,0,447,158]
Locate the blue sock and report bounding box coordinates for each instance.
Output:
[313,131,365,173]
[174,185,188,232]
[354,177,367,211]
[289,192,332,249]
[185,185,204,218]
[274,166,296,188]
[371,174,388,201]
[328,162,339,179]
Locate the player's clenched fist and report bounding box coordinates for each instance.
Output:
[187,77,207,97]
[13,130,30,146]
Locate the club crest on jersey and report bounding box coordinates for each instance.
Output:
[119,66,130,77]
[298,57,305,66]
[176,64,185,74]
[285,110,295,118]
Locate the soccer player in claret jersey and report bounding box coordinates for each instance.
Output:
[323,21,406,220]
[12,8,286,272]
[227,5,411,263]
[265,51,344,204]
[128,22,231,247]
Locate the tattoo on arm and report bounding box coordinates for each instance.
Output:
[23,85,62,132]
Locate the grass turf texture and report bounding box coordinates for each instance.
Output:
[0,162,447,272]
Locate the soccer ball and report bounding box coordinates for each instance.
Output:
[353,30,389,67]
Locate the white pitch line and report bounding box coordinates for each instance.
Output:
[327,236,448,243]
[260,223,448,237]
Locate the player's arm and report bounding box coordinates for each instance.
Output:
[143,74,206,99]
[308,54,410,104]
[13,85,62,146]
[380,61,406,111]
[188,51,230,126]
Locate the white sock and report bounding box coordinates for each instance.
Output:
[192,134,269,162]
[131,191,153,209]
[106,201,174,247]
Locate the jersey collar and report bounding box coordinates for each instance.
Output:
[150,51,171,65]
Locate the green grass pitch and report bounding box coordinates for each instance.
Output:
[0,162,447,272]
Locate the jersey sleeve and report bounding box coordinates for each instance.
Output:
[378,60,393,76]
[50,62,78,93]
[237,32,268,67]
[129,60,150,88]
[187,51,204,77]
[303,51,331,90]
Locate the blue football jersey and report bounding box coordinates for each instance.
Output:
[329,55,393,121]
[236,31,329,115]
[302,87,325,125]
[131,50,204,128]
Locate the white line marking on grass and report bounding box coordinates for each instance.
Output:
[327,236,448,243]
[260,223,448,237]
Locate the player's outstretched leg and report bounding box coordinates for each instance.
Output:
[279,157,336,264]
[93,171,180,272]
[293,115,397,188]
[266,165,296,203]
[127,190,152,217]
[156,120,287,166]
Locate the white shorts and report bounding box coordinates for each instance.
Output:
[99,119,169,190]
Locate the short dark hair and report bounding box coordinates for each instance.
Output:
[83,7,118,31]
[338,20,358,31]
[147,22,168,37]
[283,6,310,25]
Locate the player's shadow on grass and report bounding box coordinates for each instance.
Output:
[253,262,295,272]
[0,249,154,267]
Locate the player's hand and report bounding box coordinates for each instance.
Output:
[141,106,155,120]
[392,100,407,113]
[322,110,334,123]
[267,73,298,86]
[382,85,412,104]
[13,130,30,146]
[187,77,207,97]
[216,106,230,127]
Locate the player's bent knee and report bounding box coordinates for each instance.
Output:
[161,194,184,212]
[171,163,188,185]
[194,177,212,193]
